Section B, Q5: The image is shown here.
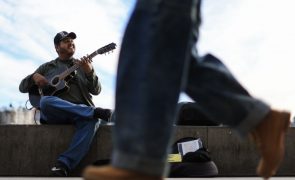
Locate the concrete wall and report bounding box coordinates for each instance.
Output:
[0,125,295,177]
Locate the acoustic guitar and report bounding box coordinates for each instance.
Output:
[28,42,116,108]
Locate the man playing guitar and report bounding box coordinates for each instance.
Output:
[19,31,112,177]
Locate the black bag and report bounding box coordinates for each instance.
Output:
[169,137,218,177]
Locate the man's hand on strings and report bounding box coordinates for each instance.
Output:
[32,73,48,88]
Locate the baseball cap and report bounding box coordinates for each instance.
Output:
[54,31,76,45]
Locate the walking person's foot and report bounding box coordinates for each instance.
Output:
[251,109,290,179]
[83,165,163,180]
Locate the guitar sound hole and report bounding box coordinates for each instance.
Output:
[51,77,59,86]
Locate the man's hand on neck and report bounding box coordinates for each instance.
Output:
[77,55,93,74]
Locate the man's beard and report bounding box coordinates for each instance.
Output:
[59,45,75,57]
[59,46,75,57]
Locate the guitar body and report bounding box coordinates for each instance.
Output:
[28,82,70,109]
[45,75,68,95]
[28,69,72,109]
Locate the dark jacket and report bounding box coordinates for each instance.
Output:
[19,58,101,107]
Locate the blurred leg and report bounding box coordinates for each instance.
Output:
[84,0,199,179]
[185,54,290,178]
[185,54,270,137]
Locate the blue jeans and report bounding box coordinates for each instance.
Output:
[112,0,270,176]
[40,96,100,170]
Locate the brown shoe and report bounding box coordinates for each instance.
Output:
[251,109,290,179]
[83,165,163,180]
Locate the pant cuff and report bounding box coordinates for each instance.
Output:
[235,99,270,138]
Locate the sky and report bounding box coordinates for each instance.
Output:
[1,0,295,116]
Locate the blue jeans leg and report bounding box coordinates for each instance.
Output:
[40,96,95,123]
[57,119,100,170]
[112,0,198,176]
[184,54,270,137]
[40,96,100,170]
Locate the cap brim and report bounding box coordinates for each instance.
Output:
[66,32,76,39]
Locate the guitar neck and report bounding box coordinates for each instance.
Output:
[59,50,101,79]
[89,50,100,59]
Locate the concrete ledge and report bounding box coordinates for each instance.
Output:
[0,125,295,177]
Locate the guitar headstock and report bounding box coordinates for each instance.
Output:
[97,42,116,54]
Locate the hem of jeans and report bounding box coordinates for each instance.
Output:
[111,150,166,176]
[234,99,270,138]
